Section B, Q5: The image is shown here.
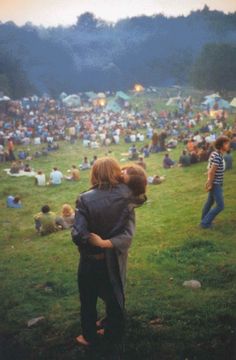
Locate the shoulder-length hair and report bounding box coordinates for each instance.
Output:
[122,164,147,196]
[90,157,122,188]
[62,204,74,217]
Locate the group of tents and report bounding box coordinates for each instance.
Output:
[166,93,236,113]
[60,91,131,113]
[201,93,233,110]
[1,90,236,114]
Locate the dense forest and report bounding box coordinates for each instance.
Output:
[0,6,236,98]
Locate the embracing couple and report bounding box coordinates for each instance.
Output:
[71,157,147,355]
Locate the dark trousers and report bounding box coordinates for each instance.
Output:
[78,258,124,344]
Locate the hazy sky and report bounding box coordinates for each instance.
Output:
[0,0,236,27]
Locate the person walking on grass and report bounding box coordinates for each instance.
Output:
[200,135,230,229]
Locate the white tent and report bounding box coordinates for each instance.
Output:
[166,96,181,106]
[0,95,11,101]
[59,92,67,100]
[205,93,220,99]
[230,98,236,108]
[62,94,81,107]
[97,92,106,99]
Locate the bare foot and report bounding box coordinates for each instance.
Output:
[76,335,90,346]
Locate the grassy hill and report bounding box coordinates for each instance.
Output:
[0,135,236,359]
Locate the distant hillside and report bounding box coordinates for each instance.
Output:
[0,7,236,97]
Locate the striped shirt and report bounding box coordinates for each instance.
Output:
[208,151,224,185]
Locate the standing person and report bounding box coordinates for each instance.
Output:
[0,144,5,162]
[224,150,233,170]
[200,136,230,229]
[71,158,146,354]
[7,138,16,161]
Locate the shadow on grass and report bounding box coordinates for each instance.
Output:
[1,315,236,360]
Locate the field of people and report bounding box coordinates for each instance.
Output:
[0,95,236,359]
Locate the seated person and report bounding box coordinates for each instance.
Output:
[178,150,191,167]
[18,150,27,160]
[104,138,111,146]
[224,150,233,170]
[136,156,147,170]
[34,151,42,158]
[35,170,46,186]
[24,163,31,172]
[56,204,75,229]
[128,144,139,160]
[41,147,48,156]
[65,165,80,181]
[187,138,197,153]
[198,147,209,162]
[143,144,150,158]
[34,205,59,236]
[7,195,22,208]
[49,167,63,185]
[90,155,98,167]
[90,141,100,149]
[190,151,199,164]
[17,160,25,171]
[9,161,20,174]
[80,156,90,170]
[163,153,175,169]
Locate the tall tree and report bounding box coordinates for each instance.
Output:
[0,50,34,98]
[190,43,236,93]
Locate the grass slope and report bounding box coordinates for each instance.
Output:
[0,138,236,360]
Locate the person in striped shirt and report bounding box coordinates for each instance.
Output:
[201,136,230,229]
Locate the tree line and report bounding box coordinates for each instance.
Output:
[0,6,236,98]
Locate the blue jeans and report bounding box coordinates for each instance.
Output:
[201,184,224,228]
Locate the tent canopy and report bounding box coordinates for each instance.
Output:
[105,100,121,113]
[62,94,81,107]
[202,97,231,110]
[115,91,130,101]
[0,95,11,101]
[204,93,220,100]
[230,98,236,108]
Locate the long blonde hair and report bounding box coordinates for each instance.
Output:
[90,157,122,188]
[61,204,74,217]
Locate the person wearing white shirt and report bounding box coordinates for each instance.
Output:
[35,171,46,186]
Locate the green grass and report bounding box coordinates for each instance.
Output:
[0,129,236,359]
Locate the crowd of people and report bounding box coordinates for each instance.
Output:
[2,93,236,358]
[1,95,236,164]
